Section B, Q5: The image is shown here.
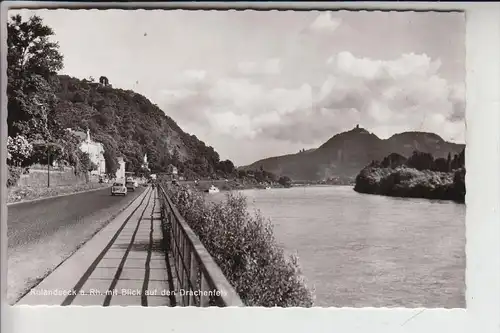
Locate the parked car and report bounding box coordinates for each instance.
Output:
[111,182,127,196]
[126,181,135,192]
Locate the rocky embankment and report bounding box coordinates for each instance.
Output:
[354,166,465,203]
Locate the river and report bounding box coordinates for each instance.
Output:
[207,185,465,308]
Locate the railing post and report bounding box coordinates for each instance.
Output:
[170,212,179,293]
[177,230,183,290]
[200,275,209,307]
[183,242,191,306]
[189,254,198,306]
[177,234,185,306]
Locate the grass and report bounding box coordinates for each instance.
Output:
[7,182,111,204]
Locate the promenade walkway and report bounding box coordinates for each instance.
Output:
[17,186,178,306]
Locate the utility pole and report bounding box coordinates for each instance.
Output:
[47,147,50,188]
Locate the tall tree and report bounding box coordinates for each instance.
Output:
[7,15,63,79]
[7,14,64,140]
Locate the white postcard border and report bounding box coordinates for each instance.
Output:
[1,2,499,333]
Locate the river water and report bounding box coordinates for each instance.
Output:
[208,185,465,308]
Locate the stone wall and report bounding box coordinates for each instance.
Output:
[16,167,92,187]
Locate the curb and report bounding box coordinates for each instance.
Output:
[6,184,113,207]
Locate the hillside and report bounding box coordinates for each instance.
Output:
[242,126,465,181]
[51,75,234,178]
[6,14,234,186]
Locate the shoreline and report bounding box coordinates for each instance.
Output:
[181,180,349,193]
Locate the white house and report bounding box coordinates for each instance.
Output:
[165,164,178,180]
[167,164,178,175]
[115,157,126,180]
[141,154,150,170]
[67,128,106,175]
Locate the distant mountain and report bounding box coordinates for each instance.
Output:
[241,126,465,181]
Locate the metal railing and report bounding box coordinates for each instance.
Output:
[157,184,244,307]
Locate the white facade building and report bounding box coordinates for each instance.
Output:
[141,154,150,170]
[115,157,126,180]
[67,128,106,176]
[79,129,106,175]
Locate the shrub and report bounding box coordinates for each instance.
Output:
[165,184,314,307]
[278,176,292,188]
[7,165,22,188]
[7,135,33,167]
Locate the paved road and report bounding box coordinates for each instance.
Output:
[17,187,177,306]
[8,186,145,248]
[7,185,147,304]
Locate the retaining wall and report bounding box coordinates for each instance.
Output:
[16,166,90,187]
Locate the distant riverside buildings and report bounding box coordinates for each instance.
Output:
[165,164,178,180]
[66,128,106,175]
[167,164,178,175]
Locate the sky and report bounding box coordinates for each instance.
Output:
[11,9,466,166]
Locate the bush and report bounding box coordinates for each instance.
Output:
[165,184,314,307]
[7,165,22,188]
[7,135,33,167]
[278,176,292,188]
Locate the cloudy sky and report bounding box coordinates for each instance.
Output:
[12,9,465,166]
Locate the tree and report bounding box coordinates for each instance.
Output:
[89,161,98,172]
[432,157,449,172]
[217,159,236,175]
[406,151,434,171]
[76,150,93,181]
[7,135,33,166]
[28,141,64,166]
[278,176,292,188]
[172,149,181,163]
[103,148,119,177]
[7,14,64,140]
[99,76,109,86]
[450,149,465,170]
[381,153,407,169]
[7,15,63,79]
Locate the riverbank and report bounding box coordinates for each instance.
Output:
[182,180,348,193]
[354,166,465,203]
[7,182,111,204]
[182,179,286,193]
